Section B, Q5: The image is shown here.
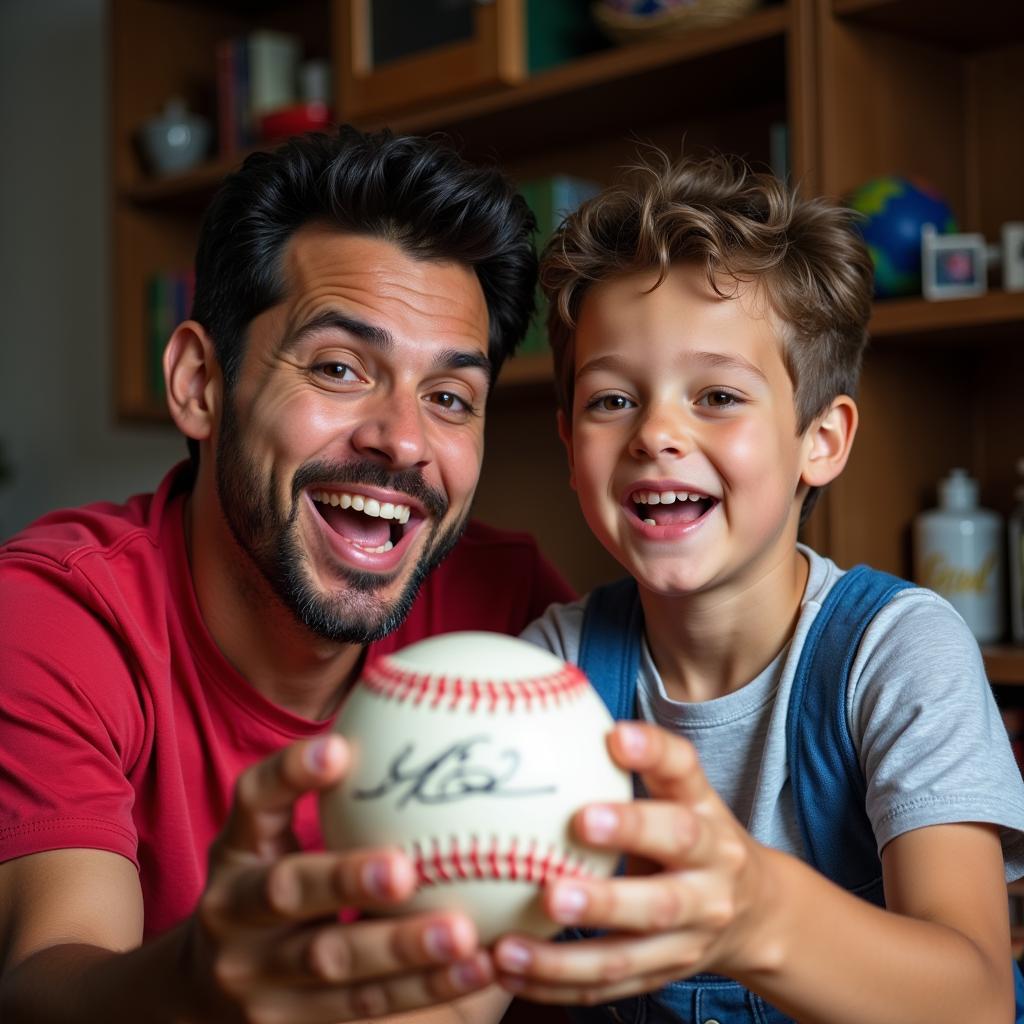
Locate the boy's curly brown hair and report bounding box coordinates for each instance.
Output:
[540,151,874,437]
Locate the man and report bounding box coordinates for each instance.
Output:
[0,127,573,1022]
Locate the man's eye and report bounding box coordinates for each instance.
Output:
[427,391,474,415]
[315,362,360,382]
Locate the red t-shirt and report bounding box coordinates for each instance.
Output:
[0,464,574,938]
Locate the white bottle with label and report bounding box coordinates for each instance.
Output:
[913,468,1004,644]
[1009,458,1024,645]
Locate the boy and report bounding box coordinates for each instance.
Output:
[490,154,1024,1022]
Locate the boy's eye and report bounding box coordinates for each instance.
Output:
[699,389,741,408]
[587,393,636,412]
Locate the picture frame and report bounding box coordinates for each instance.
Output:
[921,223,988,301]
[334,0,526,121]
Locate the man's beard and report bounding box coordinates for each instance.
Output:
[214,402,470,645]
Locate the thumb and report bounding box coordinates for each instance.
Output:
[217,735,349,863]
[609,722,716,807]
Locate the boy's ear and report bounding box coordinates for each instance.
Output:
[801,395,858,489]
[163,321,222,443]
[556,409,577,492]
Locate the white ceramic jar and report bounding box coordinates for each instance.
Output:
[913,468,1004,644]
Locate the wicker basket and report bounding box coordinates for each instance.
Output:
[593,0,762,42]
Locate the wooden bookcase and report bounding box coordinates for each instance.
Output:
[109,0,1024,682]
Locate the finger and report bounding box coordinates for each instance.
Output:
[571,798,701,869]
[609,723,715,806]
[270,912,480,984]
[244,953,494,1023]
[543,871,727,933]
[218,736,349,860]
[495,930,703,1001]
[205,848,417,929]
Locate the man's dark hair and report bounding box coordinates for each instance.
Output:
[187,125,538,462]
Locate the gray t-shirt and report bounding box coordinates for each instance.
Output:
[521,545,1024,880]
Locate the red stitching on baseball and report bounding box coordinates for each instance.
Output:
[360,658,589,711]
[409,836,595,888]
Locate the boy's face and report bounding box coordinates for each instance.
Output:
[562,263,821,599]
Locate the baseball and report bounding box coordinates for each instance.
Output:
[320,630,632,943]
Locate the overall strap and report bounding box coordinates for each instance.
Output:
[578,577,643,721]
[786,564,912,898]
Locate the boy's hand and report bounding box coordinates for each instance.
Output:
[491,722,773,1006]
[182,735,493,1023]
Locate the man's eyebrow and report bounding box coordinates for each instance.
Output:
[280,309,492,383]
[281,311,392,353]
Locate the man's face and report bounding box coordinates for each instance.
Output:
[564,263,811,599]
[214,226,491,644]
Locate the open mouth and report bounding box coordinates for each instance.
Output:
[628,488,717,527]
[310,489,418,554]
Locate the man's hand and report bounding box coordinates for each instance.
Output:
[182,734,495,1023]
[0,735,497,1024]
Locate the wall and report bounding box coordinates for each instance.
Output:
[0,0,184,538]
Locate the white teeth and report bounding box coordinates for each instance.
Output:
[643,518,656,526]
[632,489,706,505]
[356,539,393,554]
[312,491,412,523]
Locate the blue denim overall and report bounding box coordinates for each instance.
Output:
[571,567,1024,1024]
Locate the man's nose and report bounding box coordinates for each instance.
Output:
[628,401,690,461]
[349,388,430,469]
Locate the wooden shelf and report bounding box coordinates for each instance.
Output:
[984,646,1024,687]
[868,291,1024,343]
[117,2,789,211]
[123,149,257,205]
[833,0,1024,51]
[376,3,788,153]
[497,351,554,390]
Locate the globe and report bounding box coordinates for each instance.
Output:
[847,176,958,299]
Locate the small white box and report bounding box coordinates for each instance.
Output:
[921,224,988,301]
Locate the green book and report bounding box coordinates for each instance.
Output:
[519,175,602,355]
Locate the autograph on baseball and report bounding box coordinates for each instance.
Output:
[354,736,558,808]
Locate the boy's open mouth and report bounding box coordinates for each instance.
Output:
[629,488,717,526]
[310,489,418,554]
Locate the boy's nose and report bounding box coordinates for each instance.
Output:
[628,405,689,461]
[350,388,430,470]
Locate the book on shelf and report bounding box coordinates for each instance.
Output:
[216,29,302,156]
[146,270,195,403]
[518,175,601,356]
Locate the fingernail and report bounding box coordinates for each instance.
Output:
[582,804,618,842]
[495,940,531,973]
[450,955,489,992]
[424,923,456,961]
[362,857,390,898]
[304,736,332,773]
[551,883,588,923]
[617,723,647,758]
